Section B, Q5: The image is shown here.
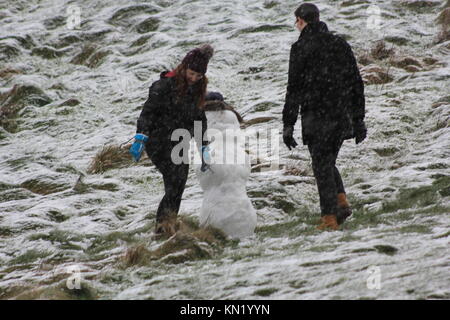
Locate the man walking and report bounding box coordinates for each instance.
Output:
[282,3,367,230]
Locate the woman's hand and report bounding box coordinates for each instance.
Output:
[129,134,149,162]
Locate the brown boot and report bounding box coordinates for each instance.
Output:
[336,193,352,225]
[317,214,339,231]
[154,214,179,239]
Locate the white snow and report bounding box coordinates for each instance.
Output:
[196,110,257,239]
[0,0,448,300]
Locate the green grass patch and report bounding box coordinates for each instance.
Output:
[252,101,277,112]
[347,175,449,229]
[113,207,129,220]
[86,231,138,256]
[308,244,338,252]
[380,176,449,213]
[29,230,83,243]
[345,209,383,230]
[253,288,278,297]
[300,257,348,268]
[234,24,289,36]
[29,230,85,251]
[397,225,432,234]
[0,226,13,237]
[229,251,262,262]
[46,210,69,223]
[289,280,308,289]
[326,277,347,288]
[263,1,278,9]
[255,211,318,238]
[351,248,377,254]
[433,231,450,239]
[9,249,52,265]
[224,281,249,290]
[20,177,69,195]
[338,234,362,242]
[90,183,119,192]
[373,245,398,255]
[373,147,399,157]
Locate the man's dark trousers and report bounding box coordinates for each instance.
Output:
[307,135,345,216]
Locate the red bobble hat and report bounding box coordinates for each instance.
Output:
[181,44,214,74]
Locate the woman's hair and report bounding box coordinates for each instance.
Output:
[174,63,208,109]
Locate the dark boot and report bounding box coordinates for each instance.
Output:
[336,193,352,225]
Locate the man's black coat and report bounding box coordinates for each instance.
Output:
[282,21,365,145]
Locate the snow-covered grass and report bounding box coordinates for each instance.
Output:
[0,0,449,299]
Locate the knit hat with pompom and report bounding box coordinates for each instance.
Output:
[181,44,214,74]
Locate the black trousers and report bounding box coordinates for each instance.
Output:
[148,146,189,224]
[307,136,345,216]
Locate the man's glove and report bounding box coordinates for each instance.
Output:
[283,125,298,150]
[353,119,367,144]
[129,133,148,162]
[201,145,211,172]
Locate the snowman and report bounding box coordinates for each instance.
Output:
[195,94,257,239]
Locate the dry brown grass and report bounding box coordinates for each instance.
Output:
[123,244,151,266]
[284,160,311,177]
[87,144,133,174]
[436,8,450,27]
[390,56,422,69]
[434,7,450,44]
[370,41,395,60]
[361,65,394,85]
[356,50,374,66]
[3,281,98,300]
[0,84,52,132]
[434,29,450,44]
[70,44,97,65]
[191,226,228,245]
[0,68,22,79]
[240,116,277,129]
[122,215,228,267]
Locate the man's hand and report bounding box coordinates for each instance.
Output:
[353,119,367,144]
[283,125,298,150]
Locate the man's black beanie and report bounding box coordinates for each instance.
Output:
[295,3,320,23]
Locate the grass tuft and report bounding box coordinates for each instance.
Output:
[122,215,230,267]
[370,41,395,60]
[87,144,133,174]
[253,288,278,297]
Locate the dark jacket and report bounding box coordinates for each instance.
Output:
[282,21,365,145]
[136,71,208,158]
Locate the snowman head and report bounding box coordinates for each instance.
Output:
[204,100,244,124]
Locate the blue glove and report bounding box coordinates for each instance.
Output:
[129,133,148,162]
[201,145,211,172]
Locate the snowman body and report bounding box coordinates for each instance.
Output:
[196,109,257,239]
